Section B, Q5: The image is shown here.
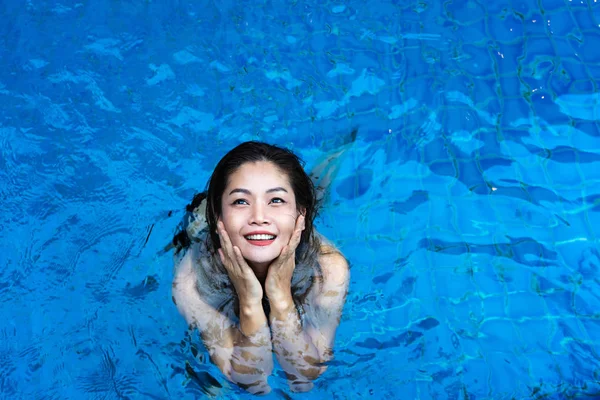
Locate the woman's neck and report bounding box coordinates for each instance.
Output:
[248,261,269,286]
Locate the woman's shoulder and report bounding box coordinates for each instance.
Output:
[174,232,230,290]
[190,236,225,279]
[317,239,349,280]
[318,242,339,256]
[173,229,211,264]
[299,239,348,303]
[316,231,342,258]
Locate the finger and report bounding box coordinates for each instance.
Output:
[233,246,250,272]
[218,248,234,272]
[289,216,304,249]
[217,221,235,258]
[217,221,230,247]
[295,214,305,230]
[217,226,237,269]
[272,245,289,269]
[297,215,305,233]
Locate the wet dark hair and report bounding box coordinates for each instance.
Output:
[205,141,319,261]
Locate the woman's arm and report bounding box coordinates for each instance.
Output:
[268,250,350,391]
[172,248,274,394]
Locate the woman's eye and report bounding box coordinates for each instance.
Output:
[270,198,285,204]
[232,199,248,205]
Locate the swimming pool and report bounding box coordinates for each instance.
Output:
[1,0,600,398]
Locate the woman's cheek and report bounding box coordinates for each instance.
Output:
[275,209,297,228]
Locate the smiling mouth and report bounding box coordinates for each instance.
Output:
[244,234,277,246]
[244,234,276,241]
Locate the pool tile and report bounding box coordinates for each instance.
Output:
[501,97,532,125]
[562,57,594,81]
[513,318,555,349]
[498,76,523,97]
[540,0,569,12]
[488,12,525,42]
[433,268,477,299]
[523,351,562,384]
[473,267,506,295]
[461,357,491,395]
[547,9,579,36]
[485,351,529,398]
[507,292,551,319]
[480,319,522,350]
[579,317,600,342]
[482,294,507,318]
[495,41,525,76]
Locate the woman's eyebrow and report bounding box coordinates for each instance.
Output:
[266,187,288,194]
[229,188,251,195]
[228,187,288,196]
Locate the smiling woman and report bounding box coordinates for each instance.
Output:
[171,141,350,395]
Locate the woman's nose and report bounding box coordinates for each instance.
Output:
[249,203,270,225]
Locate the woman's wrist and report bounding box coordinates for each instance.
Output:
[238,300,268,336]
[239,298,265,317]
[268,293,295,320]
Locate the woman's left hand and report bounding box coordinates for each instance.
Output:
[265,214,305,307]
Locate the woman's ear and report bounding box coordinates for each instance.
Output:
[299,208,307,217]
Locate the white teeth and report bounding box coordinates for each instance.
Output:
[245,234,275,240]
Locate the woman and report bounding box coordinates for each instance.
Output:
[171,141,350,394]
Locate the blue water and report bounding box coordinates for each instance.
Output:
[1,0,600,398]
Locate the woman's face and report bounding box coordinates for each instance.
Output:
[220,161,300,273]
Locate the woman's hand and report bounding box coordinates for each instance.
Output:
[217,221,263,306]
[265,214,305,308]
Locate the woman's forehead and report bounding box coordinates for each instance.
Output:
[226,161,292,190]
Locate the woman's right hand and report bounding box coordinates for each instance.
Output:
[217,221,263,306]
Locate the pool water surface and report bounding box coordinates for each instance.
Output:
[1,0,600,399]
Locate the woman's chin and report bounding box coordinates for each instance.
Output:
[237,239,288,270]
[242,249,280,269]
[245,255,276,268]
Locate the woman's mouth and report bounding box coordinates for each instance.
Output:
[244,234,277,246]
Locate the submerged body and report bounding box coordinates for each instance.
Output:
[172,226,348,393]
[171,143,350,394]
